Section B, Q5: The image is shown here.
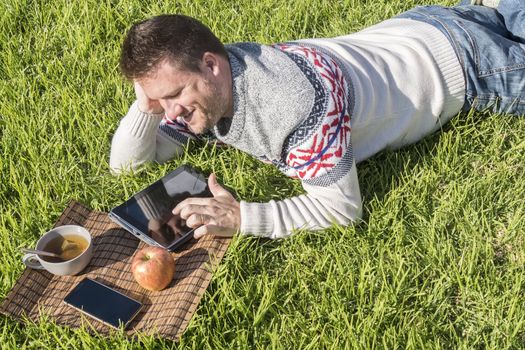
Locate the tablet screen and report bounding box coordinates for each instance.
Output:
[111,166,211,249]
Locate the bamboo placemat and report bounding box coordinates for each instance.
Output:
[0,201,230,340]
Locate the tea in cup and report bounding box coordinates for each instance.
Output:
[22,225,93,276]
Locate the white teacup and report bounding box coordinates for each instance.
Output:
[22,225,93,276]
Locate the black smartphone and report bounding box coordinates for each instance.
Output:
[63,278,143,329]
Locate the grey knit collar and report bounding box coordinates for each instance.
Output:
[213,52,246,144]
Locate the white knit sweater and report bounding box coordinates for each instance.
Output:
[110,18,465,238]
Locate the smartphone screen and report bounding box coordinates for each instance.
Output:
[63,278,143,329]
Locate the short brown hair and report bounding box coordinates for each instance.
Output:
[119,14,227,80]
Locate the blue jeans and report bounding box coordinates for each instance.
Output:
[397,1,525,115]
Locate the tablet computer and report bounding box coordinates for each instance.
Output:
[109,165,211,251]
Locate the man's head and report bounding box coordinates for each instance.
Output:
[120,15,233,134]
[120,14,227,79]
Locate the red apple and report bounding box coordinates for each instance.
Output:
[131,246,175,291]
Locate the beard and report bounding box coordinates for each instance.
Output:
[183,107,222,135]
[197,81,229,134]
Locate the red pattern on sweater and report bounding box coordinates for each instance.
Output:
[274,44,352,180]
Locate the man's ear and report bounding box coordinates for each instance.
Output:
[201,52,220,76]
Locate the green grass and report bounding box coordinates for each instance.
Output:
[2,0,525,348]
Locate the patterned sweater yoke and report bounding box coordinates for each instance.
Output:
[214,42,355,188]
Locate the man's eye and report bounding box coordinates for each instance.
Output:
[167,91,181,99]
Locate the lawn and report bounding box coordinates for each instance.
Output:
[2,0,525,348]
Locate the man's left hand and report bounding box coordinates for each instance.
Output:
[172,173,240,239]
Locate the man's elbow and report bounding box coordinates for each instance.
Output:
[108,156,144,176]
[339,200,363,224]
[354,201,363,221]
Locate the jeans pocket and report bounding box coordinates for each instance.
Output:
[454,19,525,77]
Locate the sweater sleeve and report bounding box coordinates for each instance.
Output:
[239,160,362,239]
[109,101,194,174]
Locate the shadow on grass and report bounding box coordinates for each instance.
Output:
[357,122,455,221]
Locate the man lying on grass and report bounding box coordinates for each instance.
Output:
[110,0,525,239]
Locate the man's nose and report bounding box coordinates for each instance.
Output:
[164,102,187,120]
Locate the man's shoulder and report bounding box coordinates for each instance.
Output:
[227,41,316,111]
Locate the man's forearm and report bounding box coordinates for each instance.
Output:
[239,164,362,238]
[109,100,165,173]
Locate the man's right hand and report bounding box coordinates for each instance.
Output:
[134,81,164,114]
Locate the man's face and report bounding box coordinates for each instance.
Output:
[138,55,231,134]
